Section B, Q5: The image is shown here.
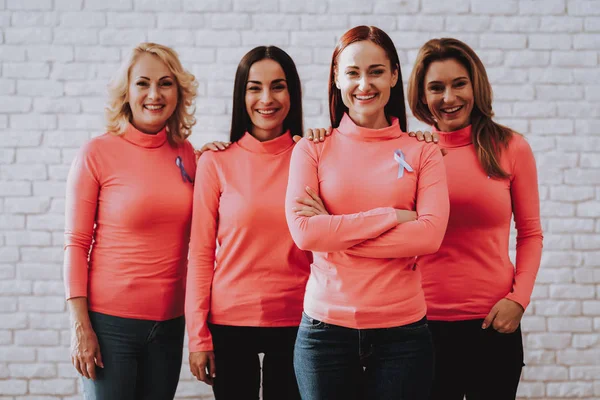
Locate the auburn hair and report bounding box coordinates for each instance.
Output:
[408,38,513,178]
[328,26,407,132]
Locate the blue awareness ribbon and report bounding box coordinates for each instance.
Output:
[175,156,194,183]
[394,149,413,179]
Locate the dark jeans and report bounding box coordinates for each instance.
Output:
[209,324,301,400]
[294,312,434,400]
[428,319,524,400]
[82,311,185,400]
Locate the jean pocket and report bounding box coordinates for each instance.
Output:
[300,312,328,329]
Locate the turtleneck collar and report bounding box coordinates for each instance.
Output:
[122,123,168,148]
[434,124,473,148]
[337,113,402,141]
[237,131,294,154]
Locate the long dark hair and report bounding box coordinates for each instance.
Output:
[328,26,407,132]
[230,46,303,143]
[408,38,513,178]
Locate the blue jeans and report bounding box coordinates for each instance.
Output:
[82,311,185,400]
[294,312,434,400]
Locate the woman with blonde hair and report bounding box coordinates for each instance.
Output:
[64,42,198,400]
[407,38,543,399]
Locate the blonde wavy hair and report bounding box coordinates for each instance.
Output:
[105,42,198,145]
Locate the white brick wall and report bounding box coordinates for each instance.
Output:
[0,1,598,399]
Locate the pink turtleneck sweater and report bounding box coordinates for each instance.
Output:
[186,132,312,353]
[285,113,449,329]
[418,125,543,320]
[63,124,196,321]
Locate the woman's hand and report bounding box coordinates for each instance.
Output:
[408,131,447,156]
[305,127,332,143]
[194,141,231,160]
[68,298,103,380]
[70,322,103,380]
[293,187,329,217]
[408,130,438,143]
[394,209,418,224]
[189,351,216,385]
[481,298,525,333]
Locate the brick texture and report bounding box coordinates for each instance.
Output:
[0,1,598,399]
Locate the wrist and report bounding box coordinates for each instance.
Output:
[72,319,93,332]
[505,297,525,312]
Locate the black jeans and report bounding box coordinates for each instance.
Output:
[294,313,434,400]
[209,324,300,400]
[82,311,185,400]
[428,319,524,400]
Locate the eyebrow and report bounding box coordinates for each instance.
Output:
[135,76,173,80]
[345,64,387,69]
[427,76,469,84]
[247,79,287,85]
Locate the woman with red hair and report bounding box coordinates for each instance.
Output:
[285,26,449,400]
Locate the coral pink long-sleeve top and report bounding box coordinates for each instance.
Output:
[63,124,196,321]
[285,113,450,330]
[418,125,543,321]
[186,132,311,353]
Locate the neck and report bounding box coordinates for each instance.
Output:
[348,110,389,130]
[436,120,471,133]
[251,126,285,142]
[131,120,165,135]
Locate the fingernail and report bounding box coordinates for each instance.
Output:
[481,323,487,329]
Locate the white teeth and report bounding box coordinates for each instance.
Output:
[145,105,164,111]
[442,106,462,113]
[257,109,277,115]
[355,94,376,100]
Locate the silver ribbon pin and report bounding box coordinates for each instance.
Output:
[394,149,413,179]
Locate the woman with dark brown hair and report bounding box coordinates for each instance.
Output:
[407,38,543,400]
[185,46,311,399]
[285,26,449,400]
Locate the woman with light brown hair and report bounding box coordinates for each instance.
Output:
[407,38,543,400]
[64,42,198,399]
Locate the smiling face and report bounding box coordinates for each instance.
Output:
[244,58,291,142]
[335,40,398,128]
[127,52,178,134]
[422,58,474,132]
